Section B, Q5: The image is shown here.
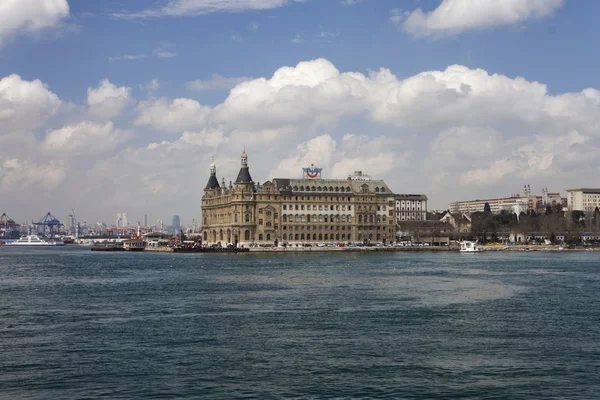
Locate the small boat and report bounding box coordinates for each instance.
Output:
[460,241,480,252]
[6,234,65,246]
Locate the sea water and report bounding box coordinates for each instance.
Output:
[1,247,599,399]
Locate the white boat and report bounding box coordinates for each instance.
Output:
[6,234,65,246]
[460,241,480,252]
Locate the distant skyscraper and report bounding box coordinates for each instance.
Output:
[172,215,180,234]
[116,213,128,228]
[143,214,148,227]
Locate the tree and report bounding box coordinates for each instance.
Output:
[550,232,557,244]
[545,205,553,216]
[484,202,491,213]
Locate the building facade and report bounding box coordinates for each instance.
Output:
[395,194,428,222]
[566,188,600,212]
[449,196,532,215]
[201,152,401,246]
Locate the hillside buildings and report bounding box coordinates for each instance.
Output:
[566,188,600,212]
[449,186,567,216]
[201,151,427,246]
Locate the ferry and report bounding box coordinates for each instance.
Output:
[460,241,480,252]
[6,234,65,246]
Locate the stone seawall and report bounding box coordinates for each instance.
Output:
[249,246,457,253]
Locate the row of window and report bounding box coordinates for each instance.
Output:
[283,233,352,241]
[283,214,353,223]
[284,225,351,231]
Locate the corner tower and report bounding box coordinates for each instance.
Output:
[235,149,254,186]
[205,160,220,191]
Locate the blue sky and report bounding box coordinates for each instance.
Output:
[0,0,599,225]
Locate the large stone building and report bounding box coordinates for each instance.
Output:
[566,188,600,212]
[201,152,404,246]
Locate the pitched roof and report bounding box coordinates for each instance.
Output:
[235,166,253,184]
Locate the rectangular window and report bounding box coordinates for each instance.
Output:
[283,205,287,210]
[259,219,263,225]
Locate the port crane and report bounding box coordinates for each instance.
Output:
[33,212,62,237]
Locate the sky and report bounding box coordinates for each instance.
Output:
[1,0,599,226]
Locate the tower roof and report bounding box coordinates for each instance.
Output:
[235,167,253,184]
[205,161,220,190]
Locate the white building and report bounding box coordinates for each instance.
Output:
[116,213,128,228]
[396,194,428,222]
[449,196,531,216]
[566,188,600,212]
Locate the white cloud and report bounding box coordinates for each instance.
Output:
[113,0,303,19]
[153,41,177,59]
[247,21,260,32]
[0,159,66,190]
[401,0,563,38]
[0,0,69,46]
[181,128,229,147]
[185,74,253,91]
[135,98,211,133]
[108,54,146,62]
[0,74,62,133]
[44,121,133,154]
[5,58,600,219]
[291,34,303,43]
[87,79,133,120]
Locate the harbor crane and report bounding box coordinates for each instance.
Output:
[33,212,62,237]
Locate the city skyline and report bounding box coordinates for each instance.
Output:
[1,0,599,225]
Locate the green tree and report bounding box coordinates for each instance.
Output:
[550,232,557,244]
[484,202,491,213]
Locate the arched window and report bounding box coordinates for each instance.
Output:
[204,217,207,225]
[323,187,328,192]
[319,234,323,240]
[313,214,317,222]
[295,234,299,240]
[219,230,224,241]
[244,230,250,240]
[319,214,323,222]
[234,214,238,223]
[375,187,380,193]
[203,232,207,241]
[348,234,351,241]
[383,215,386,222]
[283,215,287,222]
[348,205,351,211]
[259,234,263,241]
[335,187,339,192]
[266,234,271,241]
[318,186,322,191]
[301,215,306,223]
[289,214,293,222]
[336,215,340,223]
[295,214,299,222]
[324,234,329,240]
[301,234,305,240]
[342,234,346,240]
[245,214,250,223]
[293,186,298,191]
[376,234,381,241]
[358,215,363,223]
[313,234,317,240]
[300,186,305,191]
[312,186,316,191]
[348,215,352,223]
[342,215,346,223]
[369,215,374,223]
[329,186,334,191]
[324,215,329,223]
[283,234,287,241]
[336,234,340,240]
[307,215,311,222]
[377,215,381,223]
[346,187,351,192]
[380,187,385,192]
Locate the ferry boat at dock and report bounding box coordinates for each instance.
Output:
[7,234,65,246]
[460,241,480,252]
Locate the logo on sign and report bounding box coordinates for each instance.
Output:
[303,164,322,179]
